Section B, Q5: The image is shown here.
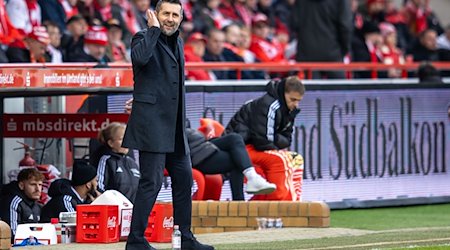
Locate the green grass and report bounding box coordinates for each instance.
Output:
[330,203,450,230]
[211,228,450,249]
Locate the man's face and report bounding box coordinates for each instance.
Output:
[108,27,123,42]
[284,91,303,111]
[421,30,437,50]
[252,22,270,39]
[85,176,98,194]
[68,20,88,37]
[19,178,43,201]
[225,25,241,46]
[191,40,206,57]
[27,39,48,60]
[206,31,225,56]
[86,43,107,60]
[47,25,62,48]
[156,2,183,36]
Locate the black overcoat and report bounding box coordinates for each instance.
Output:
[123,27,189,154]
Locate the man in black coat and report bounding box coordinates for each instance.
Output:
[0,168,44,239]
[122,0,213,249]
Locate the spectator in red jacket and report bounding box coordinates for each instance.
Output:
[0,0,23,62]
[402,0,443,37]
[249,13,285,63]
[184,32,212,80]
[379,22,405,78]
[6,26,50,62]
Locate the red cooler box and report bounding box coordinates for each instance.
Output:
[144,202,173,243]
[76,205,120,243]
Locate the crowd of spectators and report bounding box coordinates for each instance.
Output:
[0,0,449,79]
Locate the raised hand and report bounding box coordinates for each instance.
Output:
[124,98,133,114]
[146,9,160,29]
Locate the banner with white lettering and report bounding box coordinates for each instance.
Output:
[2,114,129,138]
[187,88,450,204]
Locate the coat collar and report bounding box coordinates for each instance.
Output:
[158,30,183,63]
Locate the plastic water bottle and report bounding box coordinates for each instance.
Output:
[172,225,182,250]
[50,218,62,243]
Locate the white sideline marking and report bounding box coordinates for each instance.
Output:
[307,237,450,249]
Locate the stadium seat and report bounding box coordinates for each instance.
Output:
[163,168,222,200]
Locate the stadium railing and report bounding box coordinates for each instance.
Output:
[1,61,450,80]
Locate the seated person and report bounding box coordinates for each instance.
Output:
[40,160,99,222]
[95,122,140,203]
[0,168,44,238]
[187,120,276,200]
[226,76,305,201]
[6,26,50,63]
[124,99,276,201]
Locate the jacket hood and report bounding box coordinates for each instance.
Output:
[1,181,36,205]
[1,181,22,197]
[265,79,282,99]
[266,78,290,111]
[48,179,74,197]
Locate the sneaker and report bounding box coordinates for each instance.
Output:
[245,175,277,194]
[182,237,214,250]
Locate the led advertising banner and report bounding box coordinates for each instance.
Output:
[187,87,450,205]
[106,85,450,206]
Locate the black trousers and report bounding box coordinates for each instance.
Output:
[125,150,193,250]
[194,133,252,200]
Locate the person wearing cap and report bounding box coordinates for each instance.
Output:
[249,13,286,64]
[184,32,212,80]
[61,14,88,61]
[0,168,44,239]
[106,18,129,62]
[122,0,214,249]
[6,26,50,63]
[39,160,100,223]
[65,25,110,63]
[379,22,405,78]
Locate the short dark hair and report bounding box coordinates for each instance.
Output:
[66,14,85,26]
[417,62,443,84]
[155,0,183,13]
[43,20,60,31]
[284,76,305,95]
[17,168,44,183]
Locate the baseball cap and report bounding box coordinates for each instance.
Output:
[27,26,50,45]
[84,26,108,46]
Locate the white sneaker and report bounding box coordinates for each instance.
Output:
[245,175,277,194]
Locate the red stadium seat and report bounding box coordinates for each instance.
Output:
[163,168,222,200]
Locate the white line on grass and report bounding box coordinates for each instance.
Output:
[306,237,450,250]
